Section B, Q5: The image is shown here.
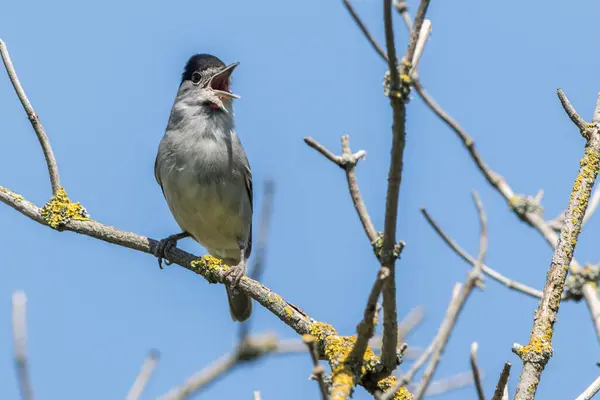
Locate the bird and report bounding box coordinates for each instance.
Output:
[153,53,253,322]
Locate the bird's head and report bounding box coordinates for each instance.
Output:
[179,54,240,114]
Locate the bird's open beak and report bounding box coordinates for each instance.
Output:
[208,62,240,100]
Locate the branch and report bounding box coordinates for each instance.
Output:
[412,371,475,397]
[469,342,485,400]
[379,285,459,400]
[12,291,34,400]
[413,197,487,400]
[557,89,589,137]
[303,335,329,400]
[158,333,299,400]
[380,0,432,374]
[342,0,388,62]
[126,350,160,400]
[491,362,511,400]
[0,40,61,194]
[304,136,377,243]
[349,267,389,364]
[575,375,600,400]
[514,91,600,399]
[421,208,543,298]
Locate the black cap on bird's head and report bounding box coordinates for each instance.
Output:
[180,53,240,100]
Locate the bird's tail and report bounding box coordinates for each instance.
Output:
[225,286,252,322]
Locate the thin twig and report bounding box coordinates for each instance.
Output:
[158,353,238,400]
[575,375,600,400]
[0,40,61,194]
[421,208,543,298]
[394,0,413,31]
[12,291,33,400]
[350,267,390,363]
[470,342,485,400]
[471,190,487,280]
[514,91,600,399]
[398,306,425,340]
[304,136,377,243]
[158,333,289,400]
[303,335,329,400]
[491,362,511,400]
[409,19,432,76]
[379,285,459,400]
[413,370,475,397]
[126,350,160,400]
[414,199,487,400]
[342,0,389,62]
[557,89,589,136]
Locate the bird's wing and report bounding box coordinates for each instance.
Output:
[154,152,166,196]
[243,157,253,260]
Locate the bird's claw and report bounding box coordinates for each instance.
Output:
[223,262,247,292]
[154,232,189,269]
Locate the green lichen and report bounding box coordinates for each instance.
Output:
[40,188,89,228]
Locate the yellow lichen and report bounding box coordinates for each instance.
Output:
[284,305,294,319]
[308,321,414,399]
[377,376,414,400]
[40,188,89,228]
[518,324,553,358]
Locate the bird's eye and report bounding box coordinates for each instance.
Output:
[191,71,202,85]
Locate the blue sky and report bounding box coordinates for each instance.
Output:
[2,0,600,399]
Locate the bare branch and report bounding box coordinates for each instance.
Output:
[158,353,237,400]
[303,335,329,400]
[380,0,431,374]
[409,19,431,77]
[394,0,413,31]
[342,0,388,62]
[379,285,459,400]
[414,198,487,399]
[575,375,600,400]
[514,92,600,399]
[471,190,487,280]
[159,333,290,400]
[414,371,475,397]
[0,40,61,194]
[12,291,34,400]
[304,136,377,243]
[491,362,511,400]
[557,89,589,136]
[420,208,544,299]
[350,267,389,363]
[398,306,425,340]
[470,343,485,400]
[126,350,160,400]
[304,137,343,166]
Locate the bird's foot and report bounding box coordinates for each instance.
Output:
[154,232,190,269]
[222,260,247,292]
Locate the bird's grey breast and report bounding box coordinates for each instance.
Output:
[156,111,252,259]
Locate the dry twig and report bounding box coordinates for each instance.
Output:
[126,350,160,400]
[491,362,511,400]
[469,342,485,400]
